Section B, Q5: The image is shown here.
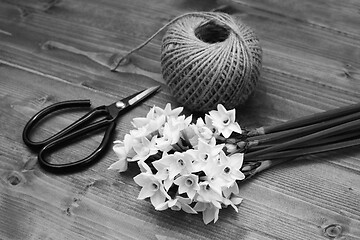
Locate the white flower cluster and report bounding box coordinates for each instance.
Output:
[109,103,245,224]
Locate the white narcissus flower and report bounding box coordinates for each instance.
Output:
[154,103,183,118]
[222,181,240,199]
[154,136,173,153]
[155,196,197,214]
[156,114,192,152]
[108,134,136,172]
[158,119,182,146]
[218,151,245,183]
[108,144,128,172]
[154,158,173,191]
[198,137,224,160]
[193,201,221,224]
[196,182,223,209]
[133,172,170,208]
[181,115,215,149]
[152,151,194,179]
[131,136,158,162]
[201,164,228,196]
[173,173,200,199]
[222,196,243,212]
[131,106,166,138]
[132,106,166,128]
[200,151,244,194]
[189,116,215,146]
[208,104,242,138]
[130,115,166,139]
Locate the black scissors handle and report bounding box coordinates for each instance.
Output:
[22,100,116,172]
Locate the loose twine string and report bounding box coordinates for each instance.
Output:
[112,12,262,112]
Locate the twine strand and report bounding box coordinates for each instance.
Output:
[111,12,209,71]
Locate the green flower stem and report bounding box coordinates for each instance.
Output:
[241,129,359,153]
[247,124,311,142]
[244,138,360,161]
[234,126,359,154]
[243,126,360,160]
[245,143,273,152]
[244,120,360,153]
[244,118,360,160]
[294,130,360,149]
[247,102,360,136]
[247,111,360,143]
[245,127,359,152]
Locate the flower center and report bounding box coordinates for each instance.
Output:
[200,153,209,161]
[224,166,231,174]
[223,117,230,125]
[185,178,193,187]
[151,183,159,191]
[177,159,185,166]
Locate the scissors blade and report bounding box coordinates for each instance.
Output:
[107,86,161,118]
[127,85,161,106]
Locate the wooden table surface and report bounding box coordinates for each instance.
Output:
[1,0,360,239]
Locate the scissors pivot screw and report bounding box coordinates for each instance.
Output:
[116,101,126,109]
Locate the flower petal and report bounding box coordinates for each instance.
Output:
[138,160,152,173]
[155,201,169,211]
[231,197,243,205]
[231,170,245,181]
[133,173,151,186]
[137,186,154,200]
[221,128,233,138]
[150,191,166,207]
[202,205,219,224]
[108,159,128,172]
[181,204,198,214]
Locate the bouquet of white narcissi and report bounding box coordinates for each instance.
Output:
[109,102,360,224]
[109,103,246,224]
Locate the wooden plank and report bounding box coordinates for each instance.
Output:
[221,0,360,38]
[1,0,360,239]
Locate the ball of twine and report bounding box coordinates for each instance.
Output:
[161,12,262,112]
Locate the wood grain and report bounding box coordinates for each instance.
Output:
[1,0,359,239]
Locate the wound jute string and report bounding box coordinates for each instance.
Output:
[112,12,262,112]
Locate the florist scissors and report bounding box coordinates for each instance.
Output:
[23,86,160,172]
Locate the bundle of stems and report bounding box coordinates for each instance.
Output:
[239,103,360,177]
